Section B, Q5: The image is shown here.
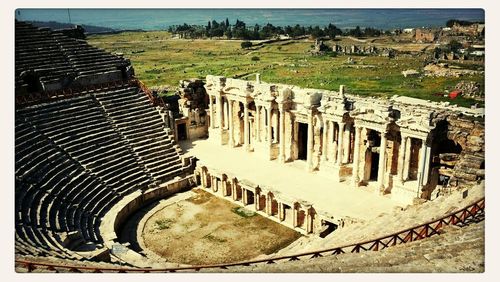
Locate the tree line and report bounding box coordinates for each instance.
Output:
[445,19,484,27]
[167,19,388,40]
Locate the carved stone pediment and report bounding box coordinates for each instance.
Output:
[396,114,434,133]
[350,107,387,123]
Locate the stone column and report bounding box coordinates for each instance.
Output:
[243,189,248,205]
[278,104,286,162]
[306,111,314,171]
[212,176,217,192]
[216,94,223,129]
[255,191,260,211]
[306,209,313,233]
[221,179,227,196]
[267,106,272,145]
[321,120,328,161]
[336,122,345,165]
[416,139,427,194]
[208,95,214,129]
[278,202,284,221]
[248,120,253,150]
[293,204,299,227]
[243,101,249,151]
[256,105,261,142]
[343,124,351,164]
[224,98,229,129]
[397,135,407,183]
[377,131,387,190]
[331,121,338,164]
[403,137,412,181]
[232,180,237,201]
[351,125,362,187]
[422,143,432,185]
[266,195,272,215]
[228,100,235,147]
[201,169,207,187]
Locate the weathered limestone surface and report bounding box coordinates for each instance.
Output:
[173,79,209,140]
[202,75,485,205]
[207,221,484,273]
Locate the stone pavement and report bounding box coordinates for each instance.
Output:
[180,139,402,222]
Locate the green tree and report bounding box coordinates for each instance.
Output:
[448,40,463,53]
[348,26,362,37]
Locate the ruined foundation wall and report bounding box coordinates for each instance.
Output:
[445,114,485,186]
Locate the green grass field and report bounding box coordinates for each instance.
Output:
[88,31,484,107]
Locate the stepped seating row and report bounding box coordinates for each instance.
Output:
[16,24,74,90]
[15,122,112,259]
[17,94,153,196]
[94,86,187,182]
[16,84,190,260]
[15,21,129,92]
[57,37,128,76]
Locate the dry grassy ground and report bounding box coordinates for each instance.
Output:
[142,189,301,265]
[87,31,484,107]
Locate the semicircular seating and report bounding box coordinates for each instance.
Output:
[15,85,192,261]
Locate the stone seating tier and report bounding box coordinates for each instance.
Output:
[15,84,190,259]
[15,21,131,94]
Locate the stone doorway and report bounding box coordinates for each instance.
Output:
[409,139,422,180]
[297,122,308,160]
[364,129,382,182]
[177,123,187,141]
[369,151,380,181]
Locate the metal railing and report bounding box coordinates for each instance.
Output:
[15,197,484,273]
[15,78,166,108]
[15,80,129,107]
[130,78,166,108]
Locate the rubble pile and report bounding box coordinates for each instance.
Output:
[424,63,483,78]
[454,81,484,100]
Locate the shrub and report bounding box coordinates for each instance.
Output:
[241,41,252,49]
[155,219,174,230]
[251,56,260,61]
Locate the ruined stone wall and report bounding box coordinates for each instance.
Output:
[177,79,209,139]
[178,79,208,113]
[415,29,437,42]
[445,114,485,186]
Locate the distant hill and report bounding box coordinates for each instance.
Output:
[27,20,117,34]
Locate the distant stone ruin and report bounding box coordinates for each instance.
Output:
[309,39,332,55]
[332,43,396,58]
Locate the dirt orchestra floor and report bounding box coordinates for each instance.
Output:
[142,189,301,265]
